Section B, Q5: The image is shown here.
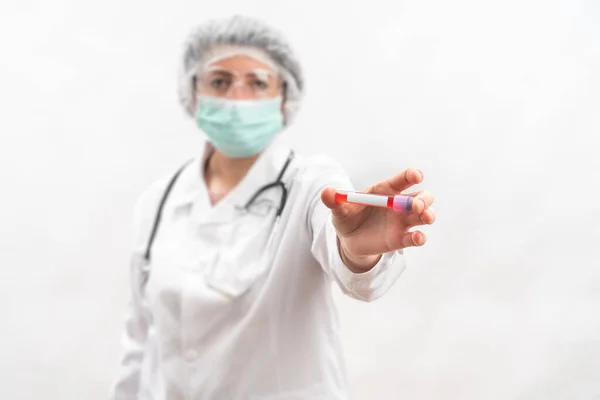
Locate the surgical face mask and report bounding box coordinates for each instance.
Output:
[195,95,284,158]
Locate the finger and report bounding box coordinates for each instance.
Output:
[401,230,427,248]
[320,187,358,219]
[405,208,436,227]
[402,190,423,197]
[393,191,434,214]
[414,190,434,209]
[401,190,434,206]
[376,168,423,194]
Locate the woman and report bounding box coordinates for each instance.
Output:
[111,15,436,400]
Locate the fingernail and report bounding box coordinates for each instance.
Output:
[413,231,422,245]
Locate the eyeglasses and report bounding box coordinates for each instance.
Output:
[195,66,281,99]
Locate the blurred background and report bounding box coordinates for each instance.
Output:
[0,0,599,398]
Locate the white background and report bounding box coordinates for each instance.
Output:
[1,0,599,398]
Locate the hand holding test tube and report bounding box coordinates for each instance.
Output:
[320,168,435,273]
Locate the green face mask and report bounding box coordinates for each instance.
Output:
[195,95,284,158]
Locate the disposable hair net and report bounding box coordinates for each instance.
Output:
[177,15,304,124]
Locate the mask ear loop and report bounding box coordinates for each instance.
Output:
[276,68,301,124]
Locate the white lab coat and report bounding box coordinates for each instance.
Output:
[110,137,408,400]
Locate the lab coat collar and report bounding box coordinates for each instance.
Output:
[168,135,293,218]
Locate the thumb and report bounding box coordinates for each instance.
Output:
[320,187,352,218]
[320,187,338,209]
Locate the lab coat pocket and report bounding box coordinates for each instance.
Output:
[204,201,279,298]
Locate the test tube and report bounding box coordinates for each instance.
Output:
[334,190,414,213]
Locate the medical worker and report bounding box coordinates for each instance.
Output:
[111,14,436,400]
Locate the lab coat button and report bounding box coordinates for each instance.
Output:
[184,348,199,361]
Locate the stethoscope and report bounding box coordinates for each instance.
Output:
[241,149,294,220]
[140,149,295,297]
